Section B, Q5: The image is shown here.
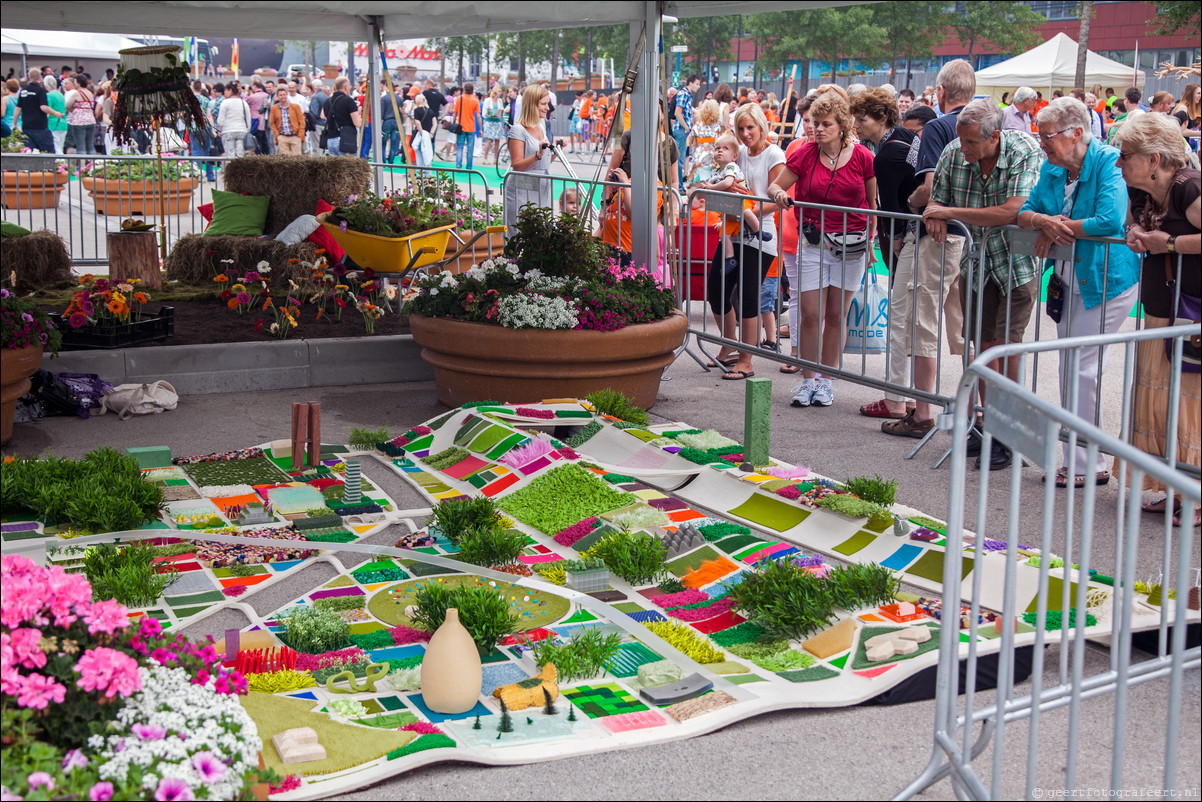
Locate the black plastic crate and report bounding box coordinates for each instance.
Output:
[49,306,175,350]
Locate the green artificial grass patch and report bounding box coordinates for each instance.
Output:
[386,733,457,760]
[664,546,721,576]
[499,464,631,536]
[240,693,417,777]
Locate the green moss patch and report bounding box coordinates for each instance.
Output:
[367,574,571,631]
[499,465,631,536]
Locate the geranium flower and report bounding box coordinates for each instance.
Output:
[75,646,142,698]
[83,598,130,635]
[154,777,194,801]
[15,673,65,709]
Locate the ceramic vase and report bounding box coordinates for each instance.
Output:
[420,608,482,713]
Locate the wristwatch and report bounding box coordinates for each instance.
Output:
[1166,235,1177,254]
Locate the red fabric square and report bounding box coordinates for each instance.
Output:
[308,199,344,261]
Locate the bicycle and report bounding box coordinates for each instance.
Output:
[493,141,510,180]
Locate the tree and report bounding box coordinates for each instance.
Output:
[1075,1,1094,91]
[772,7,887,85]
[947,2,1046,67]
[668,17,737,79]
[1149,0,1201,37]
[871,2,954,84]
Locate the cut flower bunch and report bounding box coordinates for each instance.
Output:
[406,206,675,331]
[0,554,265,801]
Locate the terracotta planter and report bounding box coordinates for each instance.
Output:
[1,345,44,445]
[81,176,199,216]
[447,228,506,273]
[2,171,69,209]
[410,311,688,410]
[323,65,340,79]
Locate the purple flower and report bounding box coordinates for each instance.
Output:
[89,782,114,802]
[339,220,348,233]
[62,748,89,773]
[154,777,194,801]
[132,722,167,741]
[27,773,54,791]
[191,751,227,784]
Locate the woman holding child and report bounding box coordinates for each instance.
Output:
[704,103,787,381]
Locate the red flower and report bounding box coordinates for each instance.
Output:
[255,319,264,332]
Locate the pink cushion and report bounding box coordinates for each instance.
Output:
[198,202,214,223]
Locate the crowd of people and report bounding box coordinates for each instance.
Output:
[664,65,1197,523]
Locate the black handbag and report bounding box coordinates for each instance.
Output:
[1163,256,1202,373]
[1046,271,1065,323]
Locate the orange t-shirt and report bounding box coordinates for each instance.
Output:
[595,96,608,120]
[579,97,592,119]
[602,183,664,254]
[457,94,480,133]
[623,97,632,132]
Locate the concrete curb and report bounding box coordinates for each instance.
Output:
[46,335,432,395]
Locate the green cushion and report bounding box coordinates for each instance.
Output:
[1,221,32,239]
[202,189,271,237]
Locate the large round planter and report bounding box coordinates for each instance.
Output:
[2,171,69,209]
[410,312,688,410]
[1,345,44,445]
[81,176,199,216]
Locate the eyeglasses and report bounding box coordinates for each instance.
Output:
[1038,128,1075,144]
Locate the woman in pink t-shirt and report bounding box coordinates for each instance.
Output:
[766,90,877,408]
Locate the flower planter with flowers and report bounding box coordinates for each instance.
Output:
[79,152,202,216]
[48,274,173,350]
[0,554,270,800]
[323,63,341,79]
[317,189,459,275]
[1,130,71,209]
[564,558,611,592]
[1,287,62,444]
[406,207,686,410]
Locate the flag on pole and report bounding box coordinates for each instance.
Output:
[231,39,240,77]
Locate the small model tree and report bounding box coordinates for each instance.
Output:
[472,713,481,730]
[567,704,577,722]
[542,687,557,715]
[497,699,514,733]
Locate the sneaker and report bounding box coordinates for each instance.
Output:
[975,440,1013,471]
[790,378,818,407]
[758,230,773,242]
[724,257,739,275]
[810,378,834,407]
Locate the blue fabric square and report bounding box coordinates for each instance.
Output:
[624,610,667,623]
[369,644,426,663]
[880,543,925,571]
[480,662,530,696]
[406,693,491,723]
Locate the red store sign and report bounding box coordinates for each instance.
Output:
[353,43,441,61]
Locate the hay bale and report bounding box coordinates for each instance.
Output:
[164,235,318,285]
[5,230,73,293]
[223,155,370,236]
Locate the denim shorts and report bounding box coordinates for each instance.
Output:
[760,273,780,314]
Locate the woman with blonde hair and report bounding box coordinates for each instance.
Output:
[1115,112,1201,525]
[687,99,723,183]
[1171,83,1200,149]
[503,84,557,234]
[706,101,787,380]
[480,84,507,163]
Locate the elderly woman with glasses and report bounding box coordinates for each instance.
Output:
[1115,112,1201,526]
[1016,96,1140,488]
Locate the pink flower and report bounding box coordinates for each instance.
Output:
[154,777,194,801]
[191,751,227,784]
[132,722,167,741]
[89,782,114,802]
[75,647,142,698]
[84,599,131,635]
[26,773,54,791]
[15,673,66,709]
[7,628,46,670]
[61,749,89,773]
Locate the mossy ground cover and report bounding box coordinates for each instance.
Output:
[367,574,570,631]
[181,456,290,487]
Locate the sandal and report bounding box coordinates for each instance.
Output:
[779,363,801,374]
[1045,468,1110,488]
[722,369,755,381]
[860,399,906,419]
[707,356,737,369]
[1172,506,1201,528]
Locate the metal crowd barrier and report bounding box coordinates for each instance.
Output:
[897,324,1201,800]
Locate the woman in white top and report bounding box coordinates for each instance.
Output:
[503,84,557,236]
[216,85,252,158]
[707,102,787,380]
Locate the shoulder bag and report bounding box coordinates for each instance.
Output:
[1164,254,1202,372]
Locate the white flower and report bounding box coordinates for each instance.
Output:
[496,292,578,330]
[438,272,459,288]
[428,287,439,296]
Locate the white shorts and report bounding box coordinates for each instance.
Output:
[797,241,867,293]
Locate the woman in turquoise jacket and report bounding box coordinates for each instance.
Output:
[1016,96,1139,488]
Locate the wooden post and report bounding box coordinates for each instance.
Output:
[106,231,163,289]
[291,402,306,470]
[306,402,321,467]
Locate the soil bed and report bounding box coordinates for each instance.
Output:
[42,298,412,348]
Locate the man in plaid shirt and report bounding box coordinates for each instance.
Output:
[922,98,1044,470]
[673,74,700,186]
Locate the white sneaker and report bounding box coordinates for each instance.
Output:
[791,378,818,407]
[810,378,834,407]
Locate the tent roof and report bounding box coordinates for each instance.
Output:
[0,28,144,60]
[975,32,1143,90]
[0,1,862,41]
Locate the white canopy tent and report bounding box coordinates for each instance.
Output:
[2,0,861,267]
[1,28,145,61]
[974,32,1144,104]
